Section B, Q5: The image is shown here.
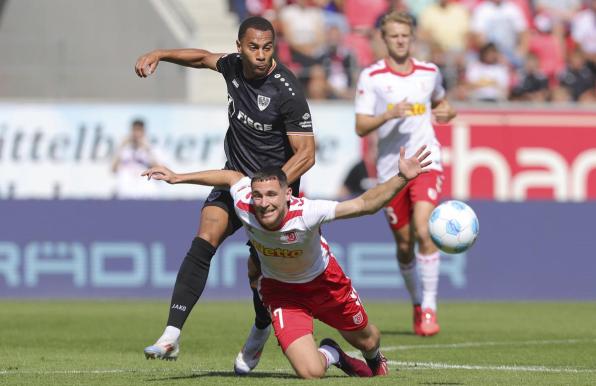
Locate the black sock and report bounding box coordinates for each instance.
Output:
[166,237,216,329]
[251,287,271,329]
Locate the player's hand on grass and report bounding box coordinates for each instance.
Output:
[141,166,178,184]
[398,145,431,181]
[135,51,160,78]
[384,98,413,121]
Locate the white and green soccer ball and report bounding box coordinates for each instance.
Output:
[429,200,479,254]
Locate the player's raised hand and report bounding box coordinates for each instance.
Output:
[135,51,160,78]
[385,98,413,120]
[398,145,431,181]
[141,165,178,184]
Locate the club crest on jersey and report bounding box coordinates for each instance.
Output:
[353,311,364,325]
[257,95,271,111]
[282,231,297,243]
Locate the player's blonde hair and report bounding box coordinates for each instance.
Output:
[380,11,414,36]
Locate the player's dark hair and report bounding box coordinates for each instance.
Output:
[238,16,275,41]
[252,166,288,188]
[131,118,145,128]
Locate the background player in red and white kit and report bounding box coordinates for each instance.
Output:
[141,145,431,378]
[134,17,315,369]
[355,12,457,337]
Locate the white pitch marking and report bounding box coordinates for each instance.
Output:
[389,360,596,373]
[348,338,596,355]
[0,368,291,376]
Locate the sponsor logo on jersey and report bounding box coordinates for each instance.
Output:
[232,78,239,88]
[257,95,271,111]
[252,239,303,258]
[302,113,310,120]
[237,110,273,131]
[386,102,426,116]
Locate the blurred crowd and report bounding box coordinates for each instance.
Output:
[227,0,596,103]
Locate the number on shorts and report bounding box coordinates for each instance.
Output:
[273,307,284,329]
[386,207,398,225]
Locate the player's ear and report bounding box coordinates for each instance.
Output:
[236,40,241,53]
[286,187,292,201]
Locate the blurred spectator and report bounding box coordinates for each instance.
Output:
[529,12,566,82]
[535,0,582,23]
[337,134,377,199]
[343,0,388,66]
[279,0,326,70]
[555,49,596,103]
[111,119,159,199]
[571,0,596,73]
[419,0,470,54]
[471,0,529,67]
[511,53,550,101]
[404,0,437,19]
[465,43,511,101]
[322,25,359,99]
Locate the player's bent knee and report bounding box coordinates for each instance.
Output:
[294,364,326,379]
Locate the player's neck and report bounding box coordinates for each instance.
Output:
[387,56,412,74]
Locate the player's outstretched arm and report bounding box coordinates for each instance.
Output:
[141,166,243,187]
[334,146,431,220]
[135,49,225,77]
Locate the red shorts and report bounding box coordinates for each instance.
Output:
[385,170,444,230]
[257,257,368,352]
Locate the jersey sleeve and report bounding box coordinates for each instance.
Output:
[355,70,377,115]
[216,53,238,79]
[229,176,252,202]
[302,198,339,228]
[279,81,313,135]
[431,67,446,102]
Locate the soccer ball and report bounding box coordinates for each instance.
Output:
[428,200,479,254]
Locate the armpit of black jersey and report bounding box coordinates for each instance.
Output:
[216,54,313,182]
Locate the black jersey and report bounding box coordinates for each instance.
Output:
[216,54,313,188]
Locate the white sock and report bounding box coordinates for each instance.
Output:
[244,324,271,355]
[416,251,440,311]
[318,345,339,368]
[160,326,180,342]
[399,260,422,305]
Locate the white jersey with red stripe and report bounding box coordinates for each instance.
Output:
[355,58,446,183]
[230,177,339,283]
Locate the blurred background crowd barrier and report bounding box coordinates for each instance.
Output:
[1,0,595,300]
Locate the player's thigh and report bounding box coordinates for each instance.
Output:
[314,258,369,332]
[284,334,326,379]
[268,303,314,353]
[197,188,239,247]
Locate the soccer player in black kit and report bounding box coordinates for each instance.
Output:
[134,17,315,373]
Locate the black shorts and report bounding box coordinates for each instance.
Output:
[203,187,260,266]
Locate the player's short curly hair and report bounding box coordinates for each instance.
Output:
[252,166,288,188]
[380,11,414,36]
[238,16,275,41]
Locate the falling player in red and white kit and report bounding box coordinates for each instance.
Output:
[141,145,431,378]
[355,12,457,336]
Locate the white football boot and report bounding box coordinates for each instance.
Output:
[233,325,271,375]
[144,336,180,361]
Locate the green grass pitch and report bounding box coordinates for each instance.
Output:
[1,301,595,385]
